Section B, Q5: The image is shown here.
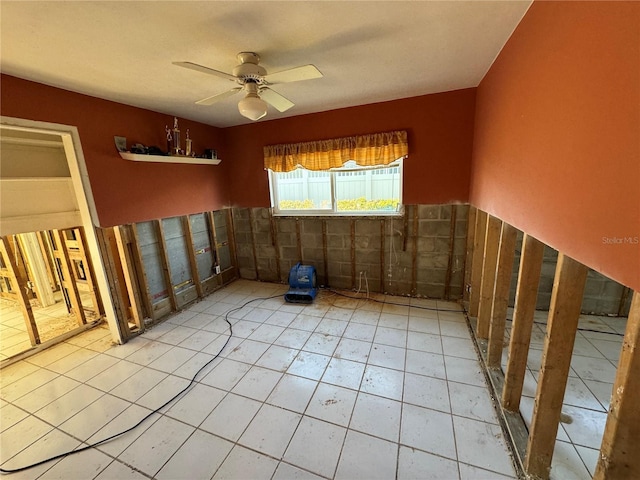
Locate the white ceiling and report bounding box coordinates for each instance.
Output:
[0,1,531,128]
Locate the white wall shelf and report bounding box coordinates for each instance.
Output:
[119,151,221,165]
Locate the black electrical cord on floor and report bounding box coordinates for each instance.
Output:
[0,294,282,475]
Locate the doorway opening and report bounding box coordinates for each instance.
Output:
[1,118,120,364]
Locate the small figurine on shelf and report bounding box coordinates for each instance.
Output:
[165,125,173,155]
[185,128,193,156]
[172,117,181,155]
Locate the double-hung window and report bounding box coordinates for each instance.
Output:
[269,159,403,215]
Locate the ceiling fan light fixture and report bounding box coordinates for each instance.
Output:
[238,93,267,121]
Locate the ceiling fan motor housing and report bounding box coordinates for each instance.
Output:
[233,52,267,84]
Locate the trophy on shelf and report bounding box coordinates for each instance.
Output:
[172,117,181,155]
[165,125,173,154]
[185,129,193,156]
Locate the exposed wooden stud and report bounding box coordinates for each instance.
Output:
[0,236,40,346]
[322,219,329,286]
[182,216,203,299]
[94,228,130,337]
[502,233,545,412]
[524,253,588,479]
[154,220,177,312]
[444,205,458,300]
[617,286,631,317]
[476,215,502,339]
[227,209,239,272]
[130,223,154,319]
[247,208,260,281]
[380,219,386,293]
[52,229,86,326]
[269,211,282,282]
[469,210,488,316]
[463,206,477,303]
[6,236,35,302]
[351,219,356,290]
[37,230,58,293]
[402,208,409,251]
[411,206,419,296]
[295,217,302,263]
[73,227,102,315]
[594,291,640,480]
[487,222,517,368]
[207,211,223,289]
[113,226,145,331]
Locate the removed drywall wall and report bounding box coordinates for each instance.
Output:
[231,204,468,299]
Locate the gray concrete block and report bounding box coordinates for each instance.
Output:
[301,233,322,246]
[456,204,470,217]
[416,268,447,284]
[448,286,463,299]
[232,208,249,220]
[354,267,380,281]
[254,218,271,232]
[239,267,257,280]
[234,219,251,234]
[440,205,452,219]
[280,246,300,262]
[328,219,351,235]
[277,232,297,247]
[416,283,446,298]
[235,244,253,258]
[417,253,450,269]
[276,218,297,233]
[331,276,352,289]
[254,231,272,246]
[301,247,324,262]
[301,219,323,234]
[253,208,271,220]
[326,248,351,263]
[455,220,468,238]
[417,237,436,252]
[355,236,381,249]
[418,220,451,237]
[418,205,440,219]
[327,235,345,249]
[453,239,467,255]
[355,220,381,236]
[386,281,412,295]
[434,237,451,253]
[355,250,382,265]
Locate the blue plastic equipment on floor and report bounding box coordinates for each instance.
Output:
[284,263,318,304]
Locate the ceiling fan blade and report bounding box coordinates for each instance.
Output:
[173,61,236,81]
[264,64,323,85]
[196,87,242,106]
[260,88,294,112]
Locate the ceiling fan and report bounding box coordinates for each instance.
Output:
[173,52,323,121]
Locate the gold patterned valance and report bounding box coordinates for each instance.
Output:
[264,130,408,172]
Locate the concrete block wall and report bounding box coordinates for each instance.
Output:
[231,204,469,299]
[508,230,632,316]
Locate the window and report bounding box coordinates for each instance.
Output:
[269,159,403,215]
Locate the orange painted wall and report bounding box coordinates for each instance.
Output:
[471,1,640,290]
[223,89,476,207]
[1,75,229,227]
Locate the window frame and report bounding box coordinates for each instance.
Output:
[268,158,404,217]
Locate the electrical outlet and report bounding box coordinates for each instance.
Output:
[215,265,221,275]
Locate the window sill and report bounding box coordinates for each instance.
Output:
[271,208,404,218]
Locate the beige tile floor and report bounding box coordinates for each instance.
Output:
[1,291,99,360]
[0,280,518,479]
